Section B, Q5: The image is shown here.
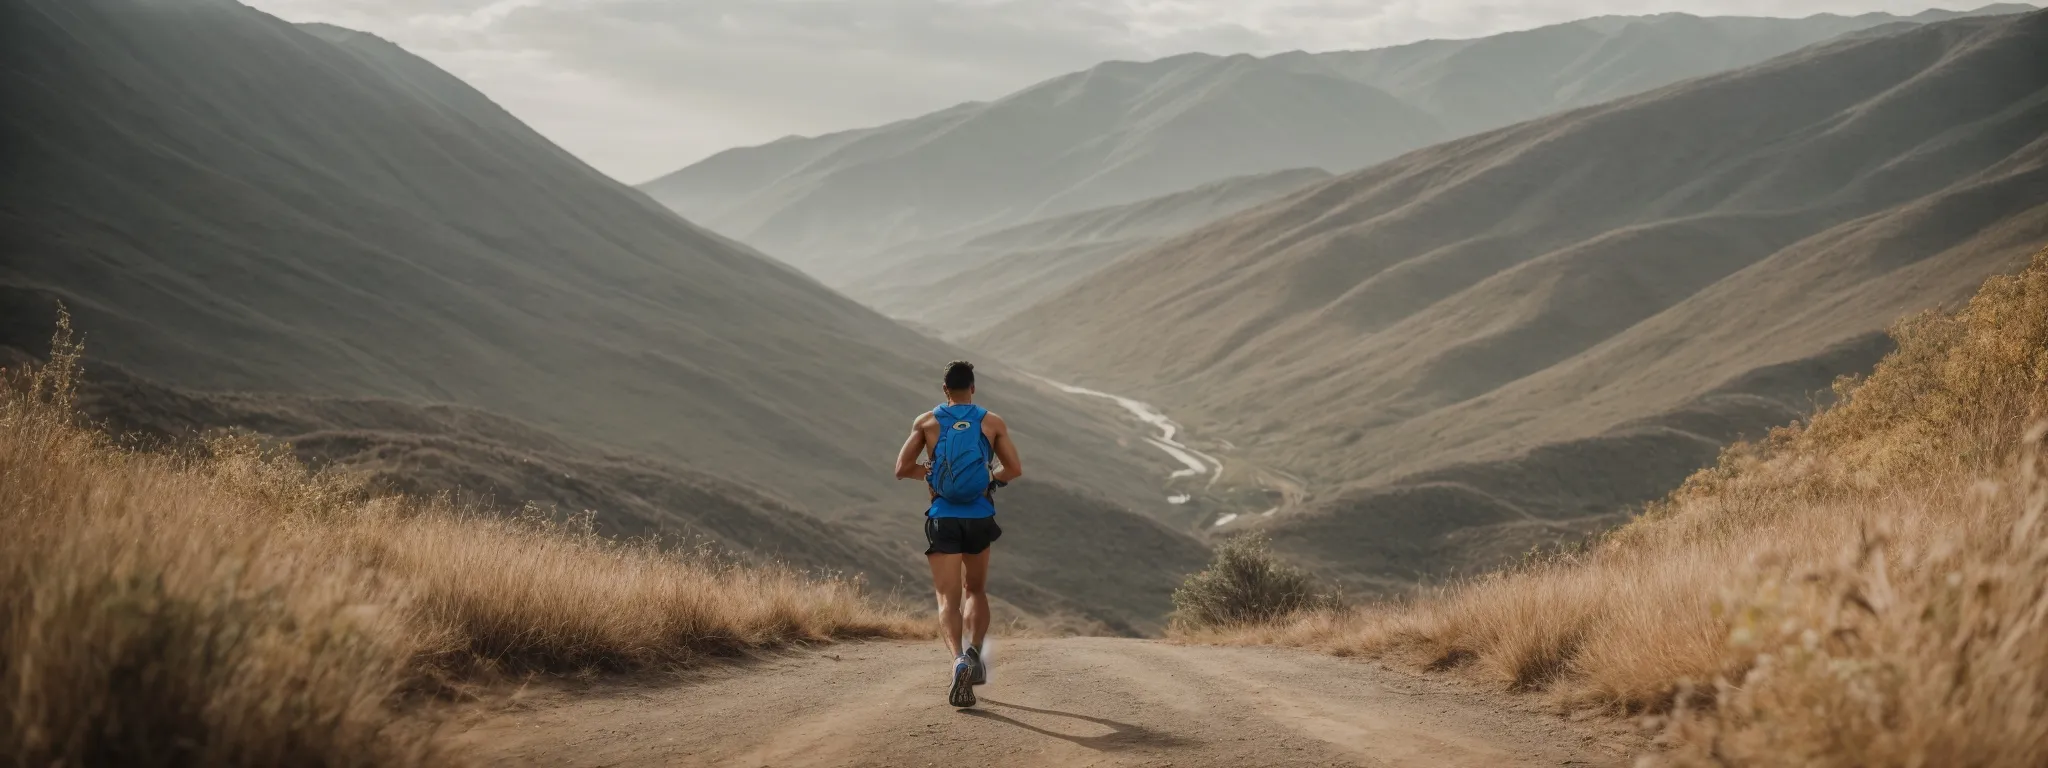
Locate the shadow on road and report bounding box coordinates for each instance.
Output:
[961,698,1192,752]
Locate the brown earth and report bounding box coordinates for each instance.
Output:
[450,638,1636,767]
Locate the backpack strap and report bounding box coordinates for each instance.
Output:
[933,403,988,423]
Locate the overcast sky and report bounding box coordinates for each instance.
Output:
[243,0,1997,182]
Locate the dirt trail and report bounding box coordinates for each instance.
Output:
[451,638,1632,767]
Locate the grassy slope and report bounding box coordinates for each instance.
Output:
[0,0,1209,630]
[0,324,922,767]
[847,168,1335,338]
[985,10,2048,590]
[1209,247,2048,766]
[0,320,1203,637]
[0,0,1169,516]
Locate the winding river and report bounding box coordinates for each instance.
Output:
[1039,378,1223,504]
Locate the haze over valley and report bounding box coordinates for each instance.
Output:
[5,0,2044,636]
[0,0,1207,633]
[651,2,2045,590]
[641,6,2033,277]
[982,8,2048,587]
[10,1,2048,764]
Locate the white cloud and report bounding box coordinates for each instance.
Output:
[240,0,2017,181]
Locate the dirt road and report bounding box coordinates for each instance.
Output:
[452,638,1634,767]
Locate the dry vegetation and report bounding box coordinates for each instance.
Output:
[0,318,921,767]
[1199,247,2048,766]
[1170,534,1337,629]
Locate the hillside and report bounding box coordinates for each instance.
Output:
[981,11,2048,590]
[1215,248,2048,766]
[0,0,1204,630]
[649,54,1441,274]
[640,5,2030,280]
[1,340,1624,766]
[848,168,1333,338]
[1314,5,2035,137]
[0,334,923,767]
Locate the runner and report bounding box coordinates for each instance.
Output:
[892,360,1024,708]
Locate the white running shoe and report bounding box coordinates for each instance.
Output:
[966,646,987,686]
[947,654,977,707]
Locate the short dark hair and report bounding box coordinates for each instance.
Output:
[943,360,976,391]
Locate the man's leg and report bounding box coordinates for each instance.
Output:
[927,553,965,657]
[961,549,992,650]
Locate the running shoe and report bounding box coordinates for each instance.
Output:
[947,654,977,708]
[966,646,988,686]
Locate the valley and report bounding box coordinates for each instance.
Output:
[1042,379,1221,485]
[7,0,2042,618]
[977,8,2048,590]
[6,0,2048,764]
[0,0,1204,635]
[629,4,2047,595]
[1039,376,1319,532]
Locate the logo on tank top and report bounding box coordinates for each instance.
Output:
[952,421,972,431]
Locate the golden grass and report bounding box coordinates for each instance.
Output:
[0,316,922,767]
[1203,247,2048,765]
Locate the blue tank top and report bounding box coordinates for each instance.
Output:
[928,494,996,519]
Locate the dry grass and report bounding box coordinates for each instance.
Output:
[1205,247,2048,765]
[0,315,922,767]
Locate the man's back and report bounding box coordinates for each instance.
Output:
[891,361,1023,708]
[912,405,1016,519]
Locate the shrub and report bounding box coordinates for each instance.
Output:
[1171,534,1335,630]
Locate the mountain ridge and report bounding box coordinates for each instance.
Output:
[643,4,2036,283]
[0,0,1207,629]
[978,9,2048,589]
[845,167,1336,338]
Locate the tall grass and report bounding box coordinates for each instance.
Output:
[0,315,922,767]
[1209,247,2048,765]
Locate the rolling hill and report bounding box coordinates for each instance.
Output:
[0,0,1206,630]
[846,168,1334,338]
[650,54,1443,275]
[979,10,2048,590]
[641,5,2033,283]
[1312,4,2035,137]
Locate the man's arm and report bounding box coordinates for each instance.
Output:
[894,415,930,480]
[985,412,1024,484]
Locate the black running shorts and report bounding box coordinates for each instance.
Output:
[924,516,1002,556]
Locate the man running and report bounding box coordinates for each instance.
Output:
[893,360,1023,708]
